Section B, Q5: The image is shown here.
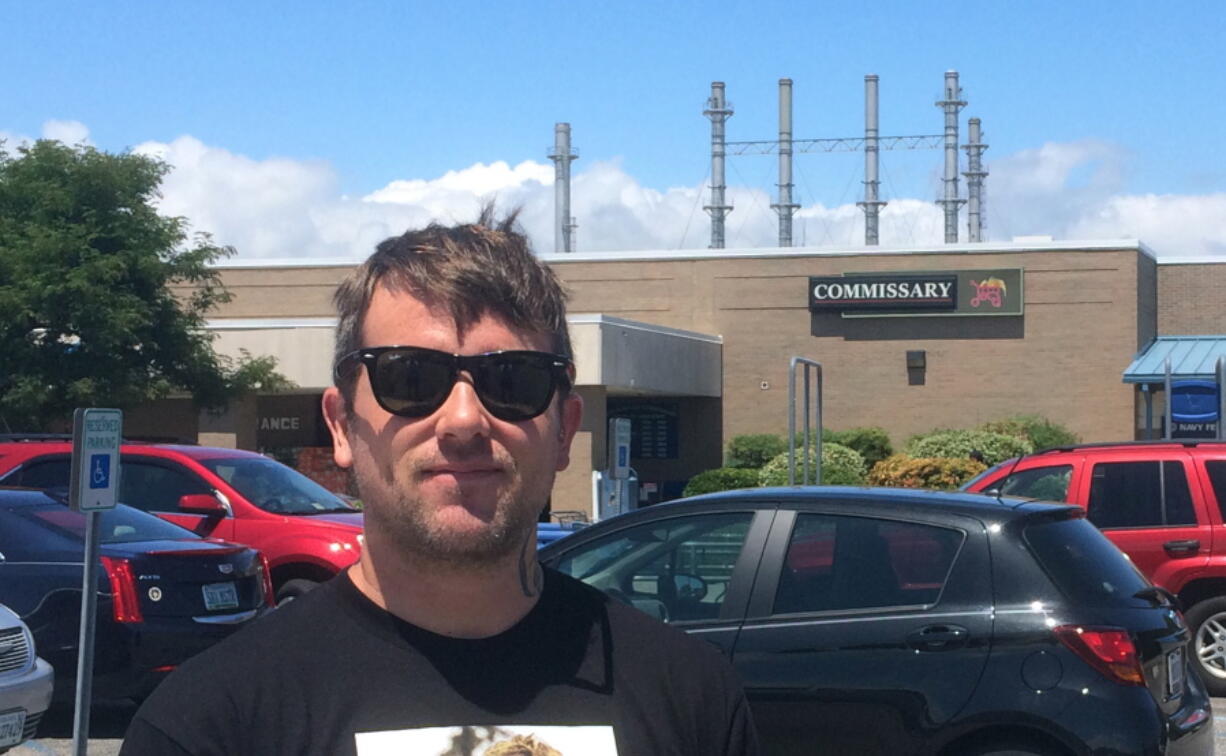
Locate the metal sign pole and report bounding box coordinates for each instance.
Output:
[67,407,122,756]
[72,510,101,756]
[788,357,823,485]
[1219,356,1225,442]
[1164,357,1172,441]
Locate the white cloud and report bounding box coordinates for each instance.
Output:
[7,126,1214,260]
[41,120,91,145]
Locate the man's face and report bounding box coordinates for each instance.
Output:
[323,285,582,567]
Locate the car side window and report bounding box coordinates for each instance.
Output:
[5,458,71,492]
[554,512,754,624]
[1087,461,1195,528]
[773,514,962,615]
[997,464,1073,501]
[119,460,211,514]
[1206,461,1226,522]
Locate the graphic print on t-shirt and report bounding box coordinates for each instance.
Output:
[354,724,618,755]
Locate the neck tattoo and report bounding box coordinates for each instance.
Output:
[518,536,544,597]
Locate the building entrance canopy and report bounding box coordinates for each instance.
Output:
[1123,336,1226,383]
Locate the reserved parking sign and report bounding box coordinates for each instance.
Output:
[69,408,122,512]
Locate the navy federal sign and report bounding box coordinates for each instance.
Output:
[809,274,957,312]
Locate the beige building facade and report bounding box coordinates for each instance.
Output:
[135,239,1225,519]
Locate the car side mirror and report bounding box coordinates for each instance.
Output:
[673,574,708,601]
[179,493,228,516]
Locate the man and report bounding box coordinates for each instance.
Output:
[121,208,759,755]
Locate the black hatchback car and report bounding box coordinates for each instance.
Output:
[539,486,1213,755]
[0,488,274,702]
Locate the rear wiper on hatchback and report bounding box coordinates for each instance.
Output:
[1134,585,1181,610]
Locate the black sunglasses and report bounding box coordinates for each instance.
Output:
[336,346,573,422]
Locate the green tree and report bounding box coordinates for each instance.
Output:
[0,140,290,430]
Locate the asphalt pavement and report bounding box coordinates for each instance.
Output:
[14,698,1226,754]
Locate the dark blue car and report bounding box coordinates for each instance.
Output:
[0,488,274,702]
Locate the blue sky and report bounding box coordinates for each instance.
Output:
[4,1,1225,257]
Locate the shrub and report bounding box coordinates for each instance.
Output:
[682,467,762,497]
[868,454,988,490]
[825,427,893,469]
[978,414,1080,451]
[758,443,867,486]
[904,429,1032,465]
[725,434,788,469]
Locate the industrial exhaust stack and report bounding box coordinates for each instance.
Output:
[857,74,887,245]
[547,123,578,253]
[704,82,734,249]
[771,78,799,247]
[963,117,988,242]
[935,70,967,243]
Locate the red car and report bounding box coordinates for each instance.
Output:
[0,436,362,604]
[963,440,1226,694]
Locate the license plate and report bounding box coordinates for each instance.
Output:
[203,581,239,611]
[1167,647,1185,698]
[0,709,26,748]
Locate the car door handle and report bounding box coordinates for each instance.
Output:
[906,624,970,651]
[1164,539,1201,555]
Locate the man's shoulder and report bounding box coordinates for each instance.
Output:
[545,570,729,663]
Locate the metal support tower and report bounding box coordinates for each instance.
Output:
[857,75,888,245]
[963,117,988,242]
[703,82,734,249]
[935,70,967,243]
[771,79,800,247]
[547,123,578,253]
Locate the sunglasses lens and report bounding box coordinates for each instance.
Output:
[371,350,454,417]
[473,353,558,421]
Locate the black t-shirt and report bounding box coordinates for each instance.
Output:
[121,569,759,755]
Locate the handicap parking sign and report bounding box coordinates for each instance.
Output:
[89,455,110,489]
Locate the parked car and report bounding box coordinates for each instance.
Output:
[535,521,587,549]
[0,603,53,754]
[539,486,1213,756]
[0,488,273,703]
[0,436,363,603]
[962,440,1226,696]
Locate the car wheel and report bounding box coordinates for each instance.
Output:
[1185,597,1226,696]
[275,578,320,606]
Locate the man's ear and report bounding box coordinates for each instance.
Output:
[554,392,584,472]
[322,387,354,469]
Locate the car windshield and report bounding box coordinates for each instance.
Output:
[958,459,1013,491]
[201,457,355,515]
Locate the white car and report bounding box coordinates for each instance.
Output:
[0,603,53,754]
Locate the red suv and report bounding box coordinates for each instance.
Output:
[963,440,1226,694]
[0,436,362,604]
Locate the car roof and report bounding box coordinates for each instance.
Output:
[622,485,1073,523]
[0,436,266,461]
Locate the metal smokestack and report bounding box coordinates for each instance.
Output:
[963,117,989,242]
[703,82,734,249]
[935,70,967,243]
[857,74,887,245]
[771,78,799,247]
[547,123,578,253]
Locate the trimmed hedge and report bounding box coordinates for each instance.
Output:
[825,427,893,469]
[978,414,1080,451]
[682,467,762,497]
[904,429,1032,465]
[725,434,788,469]
[867,454,988,490]
[758,443,867,486]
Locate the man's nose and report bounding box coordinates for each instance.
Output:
[433,375,491,441]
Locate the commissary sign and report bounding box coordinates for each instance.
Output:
[809,274,958,312]
[808,269,1024,317]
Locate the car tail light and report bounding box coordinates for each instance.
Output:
[1054,625,1144,685]
[256,552,275,608]
[100,556,143,624]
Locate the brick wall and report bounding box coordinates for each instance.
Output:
[1159,263,1226,334]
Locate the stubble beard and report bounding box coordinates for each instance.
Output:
[356,455,547,569]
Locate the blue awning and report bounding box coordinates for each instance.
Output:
[1123,336,1226,384]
